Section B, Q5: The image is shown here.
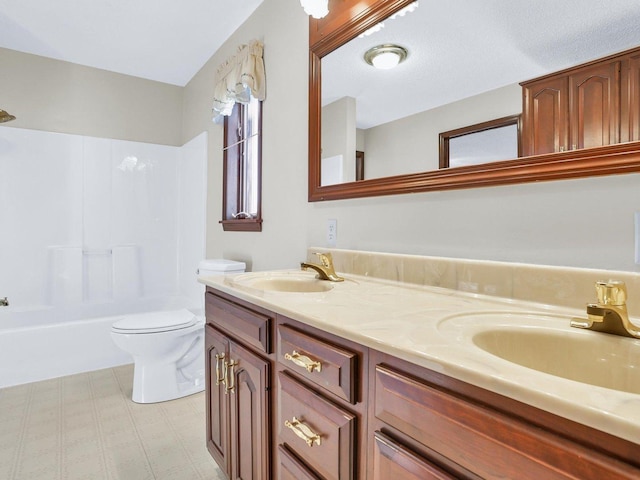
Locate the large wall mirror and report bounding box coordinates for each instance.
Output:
[308,0,640,201]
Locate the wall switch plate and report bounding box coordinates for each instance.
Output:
[635,212,640,265]
[327,219,337,247]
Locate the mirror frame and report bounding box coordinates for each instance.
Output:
[308,0,640,202]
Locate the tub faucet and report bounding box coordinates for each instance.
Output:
[0,297,8,307]
[301,252,344,282]
[570,281,640,338]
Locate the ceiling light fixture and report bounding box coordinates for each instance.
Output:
[364,44,409,70]
[300,0,329,19]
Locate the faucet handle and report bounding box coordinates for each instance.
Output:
[595,280,626,306]
[314,252,334,268]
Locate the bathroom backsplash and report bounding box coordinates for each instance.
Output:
[308,247,640,317]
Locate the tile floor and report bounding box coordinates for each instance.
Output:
[0,365,225,480]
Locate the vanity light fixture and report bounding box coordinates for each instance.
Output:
[364,44,408,70]
[300,0,329,19]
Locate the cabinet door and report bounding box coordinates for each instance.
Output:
[372,431,456,480]
[522,76,569,155]
[228,340,271,480]
[626,52,640,142]
[205,325,230,475]
[569,61,621,149]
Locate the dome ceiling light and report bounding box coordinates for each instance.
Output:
[364,44,409,70]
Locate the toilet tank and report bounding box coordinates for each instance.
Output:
[197,259,246,276]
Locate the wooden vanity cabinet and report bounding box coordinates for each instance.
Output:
[205,288,275,480]
[368,350,640,480]
[204,289,640,480]
[521,46,640,156]
[275,317,368,480]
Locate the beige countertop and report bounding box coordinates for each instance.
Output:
[199,269,640,445]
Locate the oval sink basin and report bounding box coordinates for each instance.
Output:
[439,312,640,394]
[229,271,334,293]
[474,328,640,394]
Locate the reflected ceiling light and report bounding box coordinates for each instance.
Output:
[364,44,409,70]
[300,0,329,19]
[0,109,16,123]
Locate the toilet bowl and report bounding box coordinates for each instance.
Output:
[111,309,205,403]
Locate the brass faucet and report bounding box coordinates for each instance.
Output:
[301,252,344,282]
[570,281,640,338]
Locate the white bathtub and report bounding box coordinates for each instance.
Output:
[0,297,203,388]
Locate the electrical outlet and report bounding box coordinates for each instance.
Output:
[635,212,640,265]
[327,219,337,247]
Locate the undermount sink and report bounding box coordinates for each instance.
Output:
[228,271,334,293]
[439,312,640,394]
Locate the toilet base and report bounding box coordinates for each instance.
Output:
[131,361,205,403]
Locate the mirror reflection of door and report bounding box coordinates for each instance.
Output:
[439,115,521,169]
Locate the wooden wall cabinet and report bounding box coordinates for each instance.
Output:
[521,47,640,156]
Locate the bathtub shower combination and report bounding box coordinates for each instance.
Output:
[0,127,208,392]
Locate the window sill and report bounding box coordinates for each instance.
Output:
[220,218,263,232]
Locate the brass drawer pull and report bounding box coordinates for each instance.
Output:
[284,350,322,373]
[284,416,322,447]
[215,353,226,386]
[225,360,238,394]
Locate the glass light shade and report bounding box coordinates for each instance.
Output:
[364,44,409,70]
[372,52,401,69]
[300,0,329,19]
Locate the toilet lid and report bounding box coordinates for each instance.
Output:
[112,309,199,333]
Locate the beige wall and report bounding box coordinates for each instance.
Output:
[363,84,521,178]
[182,0,310,271]
[0,47,182,145]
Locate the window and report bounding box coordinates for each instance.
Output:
[221,96,262,232]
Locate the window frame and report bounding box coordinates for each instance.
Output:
[220,98,263,232]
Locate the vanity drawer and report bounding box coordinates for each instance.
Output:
[372,431,456,480]
[205,291,272,354]
[278,372,356,480]
[278,445,322,480]
[278,324,357,403]
[374,364,638,480]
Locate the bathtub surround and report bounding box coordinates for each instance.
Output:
[0,128,207,388]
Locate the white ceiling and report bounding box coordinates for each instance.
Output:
[0,0,264,86]
[1,0,639,123]
[322,0,640,129]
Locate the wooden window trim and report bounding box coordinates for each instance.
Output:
[221,100,263,232]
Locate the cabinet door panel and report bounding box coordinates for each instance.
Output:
[279,372,356,480]
[569,61,620,149]
[628,53,640,142]
[205,325,230,475]
[522,76,568,155]
[229,341,271,480]
[373,431,456,480]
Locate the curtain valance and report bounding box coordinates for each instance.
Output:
[212,39,265,122]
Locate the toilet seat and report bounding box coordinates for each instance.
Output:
[112,309,199,334]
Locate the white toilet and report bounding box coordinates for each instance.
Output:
[111,259,245,403]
